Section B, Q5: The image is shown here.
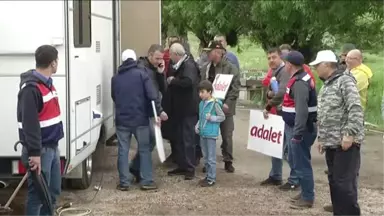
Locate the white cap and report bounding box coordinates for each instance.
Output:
[121,49,136,61]
[309,50,338,66]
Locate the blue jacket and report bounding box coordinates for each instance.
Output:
[197,98,225,138]
[111,59,158,127]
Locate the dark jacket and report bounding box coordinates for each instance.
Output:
[111,59,159,127]
[137,56,167,96]
[167,55,200,119]
[200,57,240,116]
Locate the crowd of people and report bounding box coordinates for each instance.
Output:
[112,36,241,189]
[16,36,376,216]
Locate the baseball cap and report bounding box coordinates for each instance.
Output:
[121,49,137,61]
[309,50,338,66]
[202,40,226,52]
[282,51,305,66]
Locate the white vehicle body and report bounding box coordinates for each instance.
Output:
[0,0,161,189]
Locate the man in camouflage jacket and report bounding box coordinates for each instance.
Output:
[310,50,364,216]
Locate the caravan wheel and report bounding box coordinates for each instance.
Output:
[69,154,93,190]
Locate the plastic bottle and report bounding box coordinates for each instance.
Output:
[270,77,279,93]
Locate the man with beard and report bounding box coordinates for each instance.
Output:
[200,41,240,173]
[166,43,200,180]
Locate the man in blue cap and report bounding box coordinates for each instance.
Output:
[280,51,318,209]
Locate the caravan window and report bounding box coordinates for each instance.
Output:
[73,0,92,48]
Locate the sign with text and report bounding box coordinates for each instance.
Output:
[212,74,233,100]
[247,110,285,159]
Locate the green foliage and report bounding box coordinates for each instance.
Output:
[163,0,383,60]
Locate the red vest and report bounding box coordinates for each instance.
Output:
[18,82,64,145]
[282,72,317,126]
[36,83,61,127]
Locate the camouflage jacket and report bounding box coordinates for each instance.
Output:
[317,70,365,147]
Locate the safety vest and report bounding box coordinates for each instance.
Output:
[18,82,64,146]
[282,71,317,127]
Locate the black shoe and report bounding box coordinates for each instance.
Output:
[224,162,235,173]
[167,168,186,176]
[116,184,129,191]
[202,167,207,173]
[198,178,215,187]
[184,171,195,180]
[260,177,283,186]
[279,182,300,191]
[130,168,141,183]
[140,182,158,191]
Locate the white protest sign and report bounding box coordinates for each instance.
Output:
[151,101,166,163]
[247,110,285,159]
[212,74,233,100]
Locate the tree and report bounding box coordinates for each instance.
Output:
[162,0,384,61]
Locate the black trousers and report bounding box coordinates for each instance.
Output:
[326,145,361,216]
[173,116,197,172]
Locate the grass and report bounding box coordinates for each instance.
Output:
[187,33,384,127]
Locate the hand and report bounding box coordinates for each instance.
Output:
[316,141,324,154]
[195,126,199,134]
[160,111,168,121]
[154,117,161,127]
[291,138,301,144]
[222,104,229,114]
[267,91,274,98]
[342,135,354,151]
[263,109,269,119]
[167,76,174,84]
[206,113,211,120]
[157,60,165,73]
[28,156,41,175]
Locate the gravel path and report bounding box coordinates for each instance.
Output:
[1,108,383,215]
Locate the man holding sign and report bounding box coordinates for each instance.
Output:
[201,41,240,173]
[281,51,318,209]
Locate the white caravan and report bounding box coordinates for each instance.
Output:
[0,0,161,189]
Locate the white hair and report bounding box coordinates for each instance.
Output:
[170,43,185,56]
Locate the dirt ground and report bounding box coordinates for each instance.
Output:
[1,107,383,215]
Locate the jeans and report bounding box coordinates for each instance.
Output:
[201,137,217,182]
[21,146,61,216]
[291,124,317,201]
[116,125,153,186]
[130,119,156,173]
[269,124,299,185]
[326,145,361,215]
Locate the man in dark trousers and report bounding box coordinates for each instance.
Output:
[312,50,364,216]
[166,43,200,180]
[18,45,64,216]
[112,49,160,191]
[200,41,240,173]
[130,46,168,180]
